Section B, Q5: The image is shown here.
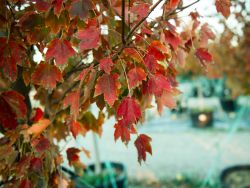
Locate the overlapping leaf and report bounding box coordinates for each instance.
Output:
[114,119,136,143]
[128,67,147,88]
[46,39,75,66]
[63,90,80,119]
[31,63,63,89]
[95,73,120,106]
[195,48,213,66]
[144,74,171,96]
[0,91,27,129]
[99,58,113,74]
[116,97,141,125]
[77,26,100,51]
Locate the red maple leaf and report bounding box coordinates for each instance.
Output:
[143,53,158,73]
[166,0,180,9]
[99,57,113,74]
[77,26,100,51]
[19,179,32,188]
[66,147,80,166]
[34,0,51,12]
[156,91,177,114]
[0,91,27,129]
[128,67,147,88]
[31,63,63,89]
[0,38,26,81]
[215,0,231,18]
[65,116,87,138]
[147,41,168,61]
[63,90,80,119]
[30,108,44,123]
[131,3,149,21]
[32,137,50,153]
[114,119,137,143]
[52,0,64,16]
[46,39,75,66]
[164,30,182,50]
[145,74,171,96]
[116,97,141,125]
[195,48,213,65]
[30,157,43,172]
[95,73,120,106]
[134,134,152,164]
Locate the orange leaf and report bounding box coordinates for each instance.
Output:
[27,119,51,136]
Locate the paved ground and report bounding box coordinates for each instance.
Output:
[60,106,250,184]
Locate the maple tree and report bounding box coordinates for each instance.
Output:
[0,0,231,186]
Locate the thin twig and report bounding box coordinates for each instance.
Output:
[122,0,126,44]
[126,0,165,41]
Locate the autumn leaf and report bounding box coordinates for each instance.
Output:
[165,0,180,9]
[164,30,182,50]
[0,91,27,119]
[34,0,51,12]
[0,97,18,129]
[156,91,177,114]
[99,57,113,74]
[134,134,152,164]
[199,24,215,48]
[0,91,27,129]
[131,3,149,21]
[95,73,120,106]
[195,48,213,65]
[19,179,32,188]
[52,0,64,16]
[65,116,87,138]
[147,41,168,61]
[123,48,143,62]
[30,108,44,123]
[114,119,137,143]
[116,97,141,125]
[145,74,172,96]
[66,147,80,166]
[31,63,63,89]
[77,64,93,81]
[63,90,80,119]
[69,0,93,20]
[27,119,51,136]
[30,157,43,172]
[215,0,231,18]
[77,26,100,51]
[79,111,104,136]
[128,67,147,88]
[46,39,75,66]
[32,137,50,153]
[143,53,158,73]
[0,38,26,81]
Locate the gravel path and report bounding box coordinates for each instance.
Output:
[61,111,250,183]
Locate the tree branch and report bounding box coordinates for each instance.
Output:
[126,0,165,41]
[166,0,201,17]
[122,0,126,44]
